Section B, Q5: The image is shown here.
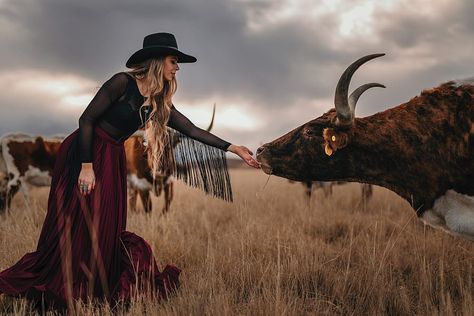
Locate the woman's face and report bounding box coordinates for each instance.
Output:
[163,55,179,81]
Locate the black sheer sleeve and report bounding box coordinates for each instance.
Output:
[78,72,128,162]
[167,105,231,151]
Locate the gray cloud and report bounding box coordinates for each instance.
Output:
[0,97,77,137]
[0,0,473,150]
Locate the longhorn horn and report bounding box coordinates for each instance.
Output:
[206,102,216,131]
[348,83,385,116]
[334,53,385,125]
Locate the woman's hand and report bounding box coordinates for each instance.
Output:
[78,162,96,196]
[228,144,261,169]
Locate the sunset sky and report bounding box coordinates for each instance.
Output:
[0,0,473,152]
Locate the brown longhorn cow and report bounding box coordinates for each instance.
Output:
[257,54,474,240]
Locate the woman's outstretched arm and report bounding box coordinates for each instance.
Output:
[167,105,260,168]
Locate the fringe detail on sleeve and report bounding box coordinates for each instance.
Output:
[168,129,233,202]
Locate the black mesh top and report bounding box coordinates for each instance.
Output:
[78,72,231,162]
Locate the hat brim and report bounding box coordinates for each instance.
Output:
[126,46,197,68]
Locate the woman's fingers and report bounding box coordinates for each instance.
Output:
[78,167,96,196]
[243,153,261,169]
[231,145,260,169]
[250,159,261,168]
[238,147,260,169]
[77,179,95,196]
[244,147,254,156]
[78,180,83,195]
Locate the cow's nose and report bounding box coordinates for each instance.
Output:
[256,146,265,156]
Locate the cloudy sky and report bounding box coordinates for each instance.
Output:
[0,0,473,152]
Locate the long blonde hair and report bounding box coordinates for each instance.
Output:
[127,57,177,178]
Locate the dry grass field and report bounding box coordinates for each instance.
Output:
[0,169,473,315]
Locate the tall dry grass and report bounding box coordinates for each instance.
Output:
[0,169,473,315]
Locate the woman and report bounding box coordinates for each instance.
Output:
[0,32,259,310]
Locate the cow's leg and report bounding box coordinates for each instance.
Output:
[19,183,32,209]
[0,191,6,213]
[128,187,138,213]
[6,184,20,213]
[361,184,373,201]
[322,182,333,197]
[138,189,152,213]
[162,181,174,214]
[304,181,313,199]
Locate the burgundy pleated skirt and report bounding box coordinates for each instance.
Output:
[0,125,180,309]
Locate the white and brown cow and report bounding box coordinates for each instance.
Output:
[0,133,65,212]
[257,54,474,240]
[124,130,174,214]
[0,130,174,214]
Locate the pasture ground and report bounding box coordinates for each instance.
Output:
[0,169,473,315]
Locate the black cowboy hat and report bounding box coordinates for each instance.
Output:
[126,32,197,68]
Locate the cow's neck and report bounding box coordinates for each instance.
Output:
[341,104,452,213]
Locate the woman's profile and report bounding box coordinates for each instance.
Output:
[0,32,260,310]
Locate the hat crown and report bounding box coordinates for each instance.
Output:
[126,32,196,67]
[143,32,178,49]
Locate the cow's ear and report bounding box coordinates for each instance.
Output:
[322,128,349,156]
[35,137,45,146]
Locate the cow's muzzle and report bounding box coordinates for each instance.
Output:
[256,146,273,175]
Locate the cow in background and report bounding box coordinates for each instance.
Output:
[0,146,8,211]
[292,180,373,201]
[125,130,174,213]
[125,103,217,214]
[0,133,65,212]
